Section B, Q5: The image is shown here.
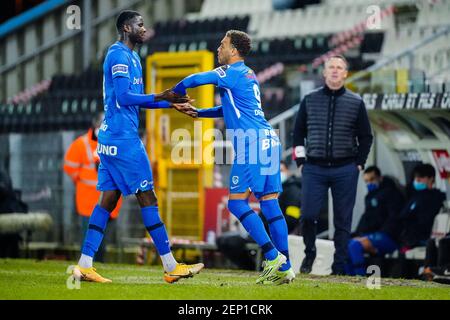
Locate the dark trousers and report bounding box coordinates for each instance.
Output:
[425,236,450,268]
[301,162,359,273]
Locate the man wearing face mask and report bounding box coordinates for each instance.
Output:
[347,163,445,276]
[346,166,404,275]
[63,112,122,262]
[397,164,446,250]
[354,166,405,237]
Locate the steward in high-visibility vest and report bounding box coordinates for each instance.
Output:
[63,124,122,219]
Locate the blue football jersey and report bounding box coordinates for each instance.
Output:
[216,61,273,134]
[101,41,144,141]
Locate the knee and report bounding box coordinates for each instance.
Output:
[260,199,284,224]
[99,192,120,212]
[227,199,246,212]
[100,200,117,213]
[227,199,252,220]
[137,190,158,207]
[148,195,158,207]
[348,239,363,254]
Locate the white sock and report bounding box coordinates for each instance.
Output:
[161,252,177,272]
[78,254,93,269]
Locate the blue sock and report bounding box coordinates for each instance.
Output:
[141,206,171,256]
[260,199,291,271]
[81,205,110,258]
[228,199,278,261]
[348,239,366,276]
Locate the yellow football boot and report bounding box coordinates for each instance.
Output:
[163,262,204,283]
[72,265,112,283]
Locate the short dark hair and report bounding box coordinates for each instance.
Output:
[364,166,381,177]
[325,54,349,70]
[116,10,141,33]
[226,30,252,57]
[414,163,436,179]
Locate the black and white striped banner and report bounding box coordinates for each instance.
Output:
[363,92,450,110]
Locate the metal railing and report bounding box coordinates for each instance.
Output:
[269,24,450,159]
[0,0,143,76]
[346,24,450,84]
[268,104,298,161]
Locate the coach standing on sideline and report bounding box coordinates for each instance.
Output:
[292,55,373,275]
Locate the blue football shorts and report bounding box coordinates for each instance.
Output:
[366,232,399,256]
[96,138,154,196]
[229,138,282,199]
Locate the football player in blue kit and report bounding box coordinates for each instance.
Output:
[172,30,295,285]
[72,10,202,284]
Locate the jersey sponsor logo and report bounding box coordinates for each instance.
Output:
[214,65,229,78]
[97,143,118,156]
[112,64,128,75]
[140,180,149,188]
[133,77,143,85]
[246,69,257,80]
[261,138,280,151]
[254,109,265,117]
[230,185,239,190]
[232,175,239,185]
[264,129,278,137]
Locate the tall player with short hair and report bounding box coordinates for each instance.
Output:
[73,10,202,284]
[172,30,294,285]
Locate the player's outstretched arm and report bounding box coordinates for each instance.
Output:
[171,103,223,119]
[113,77,191,109]
[155,89,192,104]
[172,71,219,96]
[171,102,198,118]
[113,77,164,107]
[196,106,223,118]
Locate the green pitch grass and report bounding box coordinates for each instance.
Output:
[0,259,448,300]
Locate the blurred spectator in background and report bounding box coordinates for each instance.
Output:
[63,113,122,262]
[397,164,445,251]
[0,169,28,258]
[277,161,301,234]
[353,166,405,237]
[347,163,446,276]
[216,161,302,270]
[346,166,405,275]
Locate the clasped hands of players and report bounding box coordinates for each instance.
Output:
[155,89,198,118]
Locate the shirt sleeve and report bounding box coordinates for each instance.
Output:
[172,65,239,95]
[355,100,374,168]
[214,65,239,90]
[113,77,156,106]
[172,71,219,96]
[109,51,131,79]
[197,106,223,118]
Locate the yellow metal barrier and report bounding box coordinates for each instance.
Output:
[145,51,214,240]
